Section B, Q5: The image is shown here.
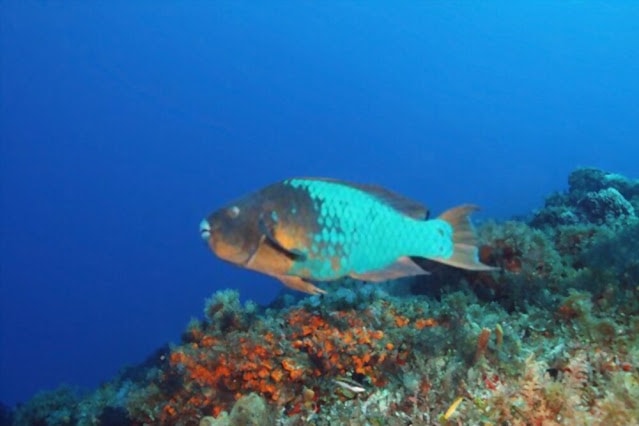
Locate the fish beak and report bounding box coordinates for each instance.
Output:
[199,219,211,241]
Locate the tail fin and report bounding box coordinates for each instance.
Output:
[433,205,498,271]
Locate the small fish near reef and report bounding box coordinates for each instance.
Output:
[200,178,496,295]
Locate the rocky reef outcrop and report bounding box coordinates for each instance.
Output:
[10,167,639,426]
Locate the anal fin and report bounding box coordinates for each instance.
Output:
[350,256,429,282]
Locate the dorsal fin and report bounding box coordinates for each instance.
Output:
[302,177,429,219]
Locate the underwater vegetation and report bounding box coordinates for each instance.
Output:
[7,167,639,425]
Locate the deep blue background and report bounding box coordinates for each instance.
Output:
[1,1,638,407]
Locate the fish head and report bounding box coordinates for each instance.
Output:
[200,197,263,266]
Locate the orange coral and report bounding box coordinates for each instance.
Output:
[281,358,297,372]
[414,318,438,329]
[200,335,216,347]
[371,330,384,339]
[474,328,491,363]
[163,404,177,417]
[271,369,284,383]
[289,368,304,381]
[395,315,410,327]
[169,351,187,366]
[191,365,218,386]
[140,305,413,423]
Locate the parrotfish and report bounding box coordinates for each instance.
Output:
[200,178,496,295]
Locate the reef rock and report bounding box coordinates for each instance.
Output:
[532,167,638,227]
[569,167,639,201]
[576,187,635,224]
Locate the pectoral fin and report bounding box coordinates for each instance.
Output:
[277,275,326,295]
[350,256,429,282]
[259,212,306,260]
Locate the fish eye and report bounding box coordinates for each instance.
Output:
[227,206,240,219]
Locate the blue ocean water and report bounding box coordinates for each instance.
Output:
[1,1,638,408]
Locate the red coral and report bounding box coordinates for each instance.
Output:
[131,306,409,424]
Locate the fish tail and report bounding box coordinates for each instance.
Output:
[434,205,498,271]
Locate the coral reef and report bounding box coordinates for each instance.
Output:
[8,167,639,425]
[531,167,638,228]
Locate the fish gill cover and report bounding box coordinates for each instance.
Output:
[9,167,639,425]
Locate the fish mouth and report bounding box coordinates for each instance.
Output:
[199,219,211,241]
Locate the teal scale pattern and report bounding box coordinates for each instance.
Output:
[283,179,455,281]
